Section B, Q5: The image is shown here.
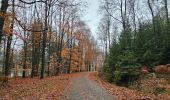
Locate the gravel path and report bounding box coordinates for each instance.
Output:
[60,72,116,100]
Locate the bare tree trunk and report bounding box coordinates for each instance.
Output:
[164,0,169,25]
[2,35,6,74]
[31,30,35,78]
[59,7,66,58]
[31,5,36,78]
[0,0,9,44]
[106,1,111,49]
[107,19,111,49]
[57,6,66,74]
[4,39,13,80]
[47,19,52,76]
[129,0,137,34]
[58,7,62,57]
[4,0,14,82]
[36,42,40,76]
[120,0,126,33]
[46,0,53,76]
[22,3,27,78]
[40,0,48,79]
[22,29,27,78]
[148,0,156,33]
[54,6,62,75]
[11,38,17,78]
[104,35,107,57]
[68,21,73,74]
[164,0,170,43]
[47,32,51,76]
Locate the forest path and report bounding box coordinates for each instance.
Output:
[60,72,116,100]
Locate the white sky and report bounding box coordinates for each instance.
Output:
[81,0,101,39]
[0,0,2,9]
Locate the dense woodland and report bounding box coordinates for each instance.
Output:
[98,0,170,89]
[0,0,100,82]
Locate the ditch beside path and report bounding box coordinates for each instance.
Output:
[60,72,116,100]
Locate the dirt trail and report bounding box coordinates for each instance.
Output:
[60,72,116,100]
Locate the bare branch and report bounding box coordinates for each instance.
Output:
[105,9,123,24]
[15,17,48,32]
[8,4,30,8]
[18,0,46,4]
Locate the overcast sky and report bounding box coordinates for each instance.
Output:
[81,0,101,39]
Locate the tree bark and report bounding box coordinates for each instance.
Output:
[4,35,12,82]
[68,18,73,74]
[164,0,170,44]
[164,0,169,25]
[31,29,35,78]
[40,0,48,79]
[105,1,111,49]
[4,0,14,82]
[148,0,156,33]
[22,30,27,78]
[120,0,126,33]
[0,0,9,44]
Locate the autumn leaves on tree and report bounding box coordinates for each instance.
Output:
[0,0,99,82]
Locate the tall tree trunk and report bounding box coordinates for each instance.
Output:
[59,6,65,59]
[40,0,48,79]
[34,47,39,76]
[106,1,111,49]
[0,0,9,44]
[47,0,53,76]
[4,0,14,82]
[58,7,62,57]
[107,19,111,49]
[31,30,35,78]
[68,24,73,74]
[57,6,66,74]
[164,0,169,25]
[47,32,51,76]
[47,24,52,76]
[120,0,126,33]
[164,0,170,44]
[104,34,107,57]
[148,0,156,33]
[11,38,17,78]
[129,0,137,35]
[37,42,41,75]
[4,35,12,82]
[22,30,27,78]
[2,35,6,74]
[22,42,27,78]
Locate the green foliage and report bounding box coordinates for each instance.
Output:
[161,46,170,64]
[116,49,138,67]
[102,15,170,86]
[108,41,120,68]
[103,59,114,82]
[113,67,140,87]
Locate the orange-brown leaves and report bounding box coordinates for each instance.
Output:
[155,65,170,74]
[0,74,74,99]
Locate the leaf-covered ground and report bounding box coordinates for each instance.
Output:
[0,74,75,100]
[89,72,170,100]
[1,72,170,100]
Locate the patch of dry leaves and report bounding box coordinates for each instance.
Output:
[89,72,170,100]
[0,74,76,100]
